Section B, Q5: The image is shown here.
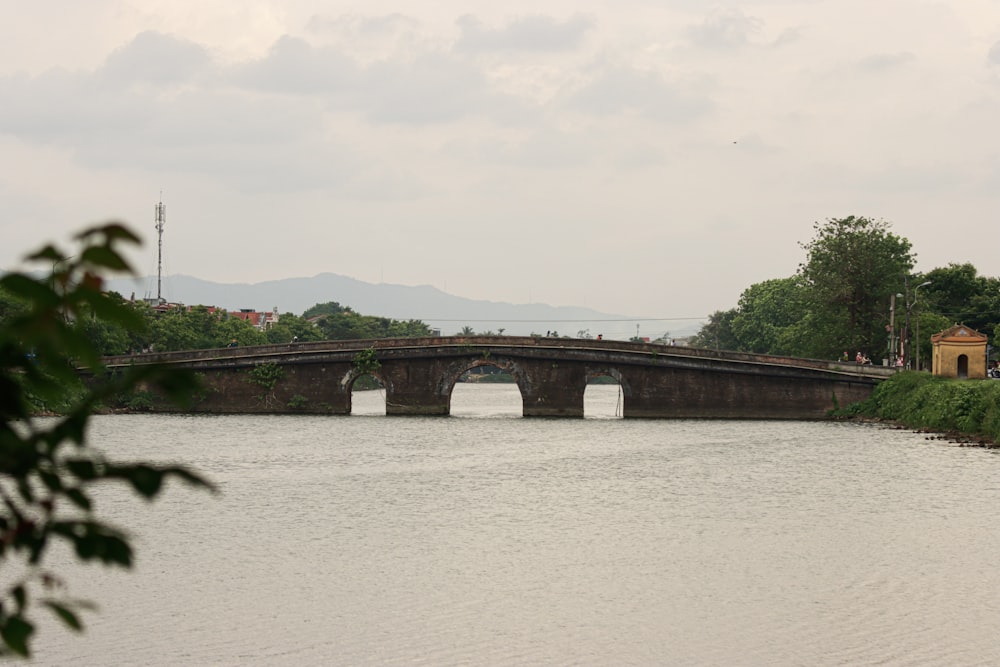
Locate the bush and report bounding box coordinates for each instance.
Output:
[856,372,1000,441]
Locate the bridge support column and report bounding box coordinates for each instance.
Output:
[380,359,450,416]
[521,362,586,417]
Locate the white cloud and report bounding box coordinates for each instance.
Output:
[230,35,359,96]
[454,14,594,53]
[686,9,763,50]
[563,66,713,122]
[2,1,1000,322]
[99,31,212,86]
[856,52,916,72]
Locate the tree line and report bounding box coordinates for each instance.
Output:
[0,292,436,355]
[689,216,1000,366]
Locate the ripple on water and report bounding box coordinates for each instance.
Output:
[31,390,1000,666]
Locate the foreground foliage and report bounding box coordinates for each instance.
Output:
[0,224,214,658]
[845,372,1000,443]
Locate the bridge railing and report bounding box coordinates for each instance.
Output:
[100,335,895,379]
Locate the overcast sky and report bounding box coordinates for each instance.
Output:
[2,1,999,325]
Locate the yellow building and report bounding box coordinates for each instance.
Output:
[931,324,988,378]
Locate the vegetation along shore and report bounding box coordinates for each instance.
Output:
[838,372,1000,447]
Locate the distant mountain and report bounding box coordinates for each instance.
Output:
[105,272,663,338]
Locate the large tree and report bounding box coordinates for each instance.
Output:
[690,309,739,351]
[730,277,808,355]
[921,263,1000,336]
[797,216,914,359]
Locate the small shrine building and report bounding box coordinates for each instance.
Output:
[930,324,988,378]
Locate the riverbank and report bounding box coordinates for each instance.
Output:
[839,371,1000,447]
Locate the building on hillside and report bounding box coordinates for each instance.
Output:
[229,307,280,331]
[931,324,988,378]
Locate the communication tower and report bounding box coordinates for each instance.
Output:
[154,197,166,305]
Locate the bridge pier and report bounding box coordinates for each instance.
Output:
[521,363,586,417]
[380,359,451,416]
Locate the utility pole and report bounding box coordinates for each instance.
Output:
[889,293,897,364]
[154,197,166,305]
[913,280,932,371]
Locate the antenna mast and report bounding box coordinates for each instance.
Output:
[154,197,166,304]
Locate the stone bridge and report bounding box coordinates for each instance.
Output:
[104,336,892,418]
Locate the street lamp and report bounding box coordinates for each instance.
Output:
[912,280,931,371]
[889,293,900,365]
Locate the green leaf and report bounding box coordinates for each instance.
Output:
[49,413,89,447]
[76,223,141,247]
[112,464,164,498]
[166,467,217,492]
[64,488,92,511]
[0,274,60,308]
[65,459,99,480]
[80,245,131,272]
[82,290,144,330]
[0,616,34,657]
[52,520,133,566]
[11,585,26,612]
[38,468,63,492]
[24,243,64,263]
[41,601,85,632]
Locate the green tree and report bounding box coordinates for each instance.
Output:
[0,224,213,658]
[914,310,953,367]
[0,286,27,325]
[265,313,322,344]
[312,310,432,340]
[302,301,352,319]
[921,264,1000,336]
[730,277,808,355]
[214,316,267,348]
[797,216,914,359]
[691,309,739,350]
[148,306,215,351]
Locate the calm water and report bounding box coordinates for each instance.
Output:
[33,384,1000,666]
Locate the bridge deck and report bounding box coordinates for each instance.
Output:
[99,336,892,418]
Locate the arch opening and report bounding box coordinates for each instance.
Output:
[450,362,523,417]
[350,374,386,415]
[958,354,969,379]
[585,372,624,419]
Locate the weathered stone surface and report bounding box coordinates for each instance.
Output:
[102,336,890,419]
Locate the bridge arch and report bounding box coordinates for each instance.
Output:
[344,369,388,415]
[99,335,890,418]
[440,356,527,414]
[584,367,629,418]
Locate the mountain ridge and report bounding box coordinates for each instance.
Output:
[105,272,686,339]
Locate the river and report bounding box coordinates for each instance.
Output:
[33,384,1000,666]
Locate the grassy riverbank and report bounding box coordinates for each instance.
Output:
[842,372,1000,445]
